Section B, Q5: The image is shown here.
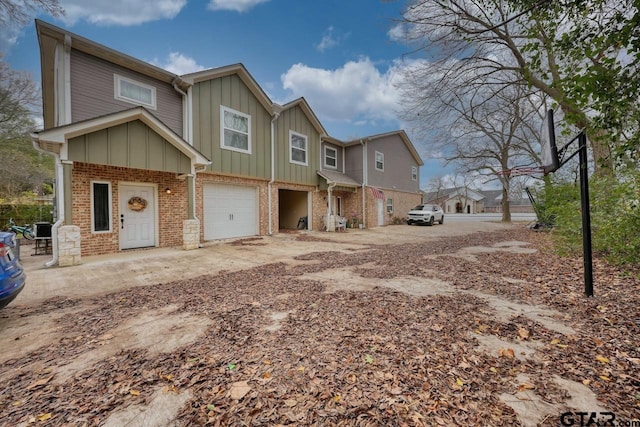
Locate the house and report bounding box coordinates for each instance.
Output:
[31,20,423,266]
[423,187,533,214]
[318,131,423,230]
[423,187,486,214]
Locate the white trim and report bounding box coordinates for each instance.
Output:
[411,166,418,181]
[386,197,394,214]
[91,180,112,233]
[324,145,337,169]
[220,105,251,154]
[375,150,384,172]
[289,130,308,166]
[114,74,157,110]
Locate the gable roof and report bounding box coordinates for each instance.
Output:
[181,64,273,113]
[276,97,327,137]
[31,107,210,168]
[344,130,424,166]
[424,187,485,203]
[35,20,187,91]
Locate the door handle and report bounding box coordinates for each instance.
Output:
[120,214,124,229]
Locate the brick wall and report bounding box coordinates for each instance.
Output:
[364,187,421,227]
[71,162,188,256]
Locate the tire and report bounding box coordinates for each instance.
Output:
[439,216,444,224]
[23,228,35,240]
[427,216,434,226]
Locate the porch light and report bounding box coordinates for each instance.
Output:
[165,188,171,194]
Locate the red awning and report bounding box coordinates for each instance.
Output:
[370,187,385,200]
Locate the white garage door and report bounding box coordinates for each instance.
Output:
[203,183,258,240]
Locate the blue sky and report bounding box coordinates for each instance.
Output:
[2,0,455,188]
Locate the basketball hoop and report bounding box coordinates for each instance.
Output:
[496,166,545,177]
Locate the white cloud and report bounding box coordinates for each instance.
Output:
[207,0,269,12]
[281,57,406,125]
[150,52,205,75]
[316,26,338,52]
[60,0,186,25]
[387,23,406,42]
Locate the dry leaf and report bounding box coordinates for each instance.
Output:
[593,338,604,347]
[27,375,54,390]
[284,398,298,407]
[596,355,610,364]
[130,389,140,396]
[36,413,52,421]
[517,327,530,340]
[550,339,560,345]
[517,382,535,392]
[229,381,252,400]
[498,348,515,359]
[599,375,611,382]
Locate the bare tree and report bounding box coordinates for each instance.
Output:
[0,0,63,27]
[395,0,628,173]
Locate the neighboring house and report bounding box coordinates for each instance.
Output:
[31,20,423,266]
[423,187,533,214]
[423,187,485,214]
[480,190,534,213]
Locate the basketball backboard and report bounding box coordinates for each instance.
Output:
[540,109,559,173]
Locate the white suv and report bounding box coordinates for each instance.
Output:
[407,204,444,226]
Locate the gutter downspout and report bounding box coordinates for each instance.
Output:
[268,112,280,235]
[32,136,63,267]
[360,139,367,228]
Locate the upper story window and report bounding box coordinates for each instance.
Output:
[324,146,337,169]
[290,130,308,166]
[375,151,384,171]
[412,166,418,181]
[221,106,251,153]
[114,75,156,109]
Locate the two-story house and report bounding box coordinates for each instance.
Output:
[31,20,423,266]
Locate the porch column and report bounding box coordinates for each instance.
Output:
[62,161,73,224]
[183,174,200,250]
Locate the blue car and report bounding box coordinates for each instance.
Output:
[0,232,26,309]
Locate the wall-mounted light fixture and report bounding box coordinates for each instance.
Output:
[165,188,171,194]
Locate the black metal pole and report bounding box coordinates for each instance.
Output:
[578,132,594,297]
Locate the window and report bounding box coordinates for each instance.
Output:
[114,75,156,109]
[221,106,251,153]
[375,151,384,171]
[412,166,418,181]
[386,198,393,214]
[290,130,308,165]
[324,146,337,169]
[91,181,112,233]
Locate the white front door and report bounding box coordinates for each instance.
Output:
[119,184,156,249]
[377,199,384,226]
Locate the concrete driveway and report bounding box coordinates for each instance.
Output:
[16,221,514,305]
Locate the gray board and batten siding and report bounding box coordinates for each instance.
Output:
[320,140,345,174]
[274,105,321,186]
[191,74,272,179]
[70,50,184,137]
[365,136,421,193]
[67,120,192,174]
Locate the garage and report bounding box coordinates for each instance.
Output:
[203,183,258,240]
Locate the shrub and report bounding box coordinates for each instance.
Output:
[533,168,640,269]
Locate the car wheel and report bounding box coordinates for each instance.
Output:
[427,216,434,226]
[407,221,413,225]
[439,216,444,224]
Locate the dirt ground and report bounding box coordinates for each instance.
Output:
[1,222,638,426]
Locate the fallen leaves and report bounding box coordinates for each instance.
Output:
[2,228,639,425]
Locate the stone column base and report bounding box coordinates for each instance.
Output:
[58,225,81,267]
[183,219,200,250]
